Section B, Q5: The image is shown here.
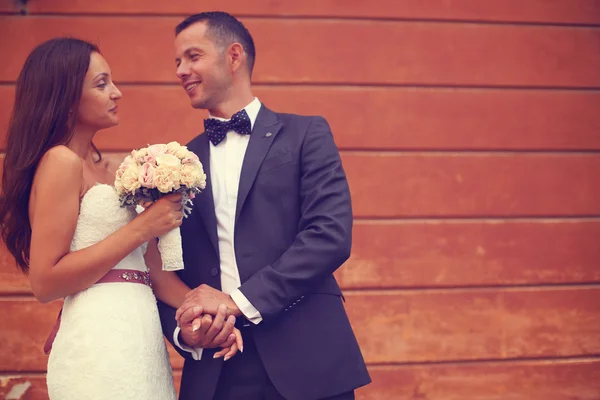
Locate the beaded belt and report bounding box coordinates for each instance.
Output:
[43,269,153,355]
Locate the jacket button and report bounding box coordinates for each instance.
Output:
[211,268,219,276]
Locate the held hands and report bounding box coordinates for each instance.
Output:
[177,303,244,361]
[176,285,244,359]
[179,284,243,318]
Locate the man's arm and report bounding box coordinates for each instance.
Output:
[237,116,352,320]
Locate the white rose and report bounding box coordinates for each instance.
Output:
[166,141,182,152]
[165,141,189,160]
[146,144,168,163]
[174,146,190,159]
[154,164,181,193]
[120,164,141,193]
[180,164,207,189]
[156,153,181,169]
[133,148,148,163]
[115,166,125,180]
[114,177,125,195]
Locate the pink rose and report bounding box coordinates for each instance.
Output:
[145,144,168,164]
[116,155,135,180]
[182,152,200,165]
[138,162,156,188]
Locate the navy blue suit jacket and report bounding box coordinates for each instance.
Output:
[158,105,370,400]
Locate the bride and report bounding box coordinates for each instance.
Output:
[0,38,241,400]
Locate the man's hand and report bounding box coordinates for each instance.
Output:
[178,304,239,351]
[177,284,242,319]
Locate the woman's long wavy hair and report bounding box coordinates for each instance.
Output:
[0,37,101,273]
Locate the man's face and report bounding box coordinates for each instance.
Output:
[175,22,232,110]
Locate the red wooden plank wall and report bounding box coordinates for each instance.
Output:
[1,1,599,399]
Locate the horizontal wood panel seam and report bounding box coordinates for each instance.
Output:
[353,217,600,223]
[4,82,600,91]
[2,151,600,157]
[3,355,599,375]
[2,12,600,28]
[3,284,600,299]
[343,285,600,295]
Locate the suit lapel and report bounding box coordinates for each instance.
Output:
[194,133,219,255]
[235,106,282,222]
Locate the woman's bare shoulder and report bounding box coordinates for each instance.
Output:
[32,145,83,199]
[37,145,83,179]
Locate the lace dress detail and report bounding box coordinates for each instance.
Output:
[46,184,176,400]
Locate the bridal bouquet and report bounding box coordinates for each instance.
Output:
[114,141,206,271]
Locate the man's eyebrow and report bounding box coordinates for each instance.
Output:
[184,47,203,54]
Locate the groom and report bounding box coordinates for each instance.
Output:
[157,11,370,400]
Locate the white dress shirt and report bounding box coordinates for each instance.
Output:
[174,98,263,360]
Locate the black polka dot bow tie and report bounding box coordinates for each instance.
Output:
[204,109,252,146]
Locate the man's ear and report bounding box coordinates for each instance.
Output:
[228,43,245,73]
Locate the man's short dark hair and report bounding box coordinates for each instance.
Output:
[176,11,256,76]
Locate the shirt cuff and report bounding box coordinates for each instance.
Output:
[173,326,204,360]
[231,289,263,324]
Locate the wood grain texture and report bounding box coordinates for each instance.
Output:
[0,0,15,13]
[345,288,600,364]
[14,0,600,25]
[3,220,600,295]
[0,298,186,371]
[2,17,599,87]
[2,288,599,370]
[344,153,600,217]
[1,2,599,398]
[338,219,600,288]
[0,374,48,400]
[0,299,61,371]
[3,360,600,400]
[0,246,29,294]
[359,360,600,400]
[3,152,598,218]
[2,86,600,151]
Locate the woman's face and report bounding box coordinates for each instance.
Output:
[76,52,122,131]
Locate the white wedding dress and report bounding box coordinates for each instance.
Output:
[46,184,177,400]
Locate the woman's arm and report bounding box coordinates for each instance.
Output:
[145,238,189,308]
[146,237,244,361]
[28,146,182,303]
